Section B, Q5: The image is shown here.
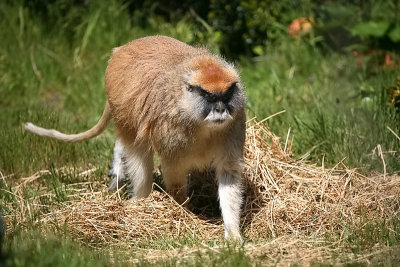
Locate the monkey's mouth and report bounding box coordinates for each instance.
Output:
[213,119,225,124]
[204,111,232,125]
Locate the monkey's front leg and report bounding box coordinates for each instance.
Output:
[217,168,243,242]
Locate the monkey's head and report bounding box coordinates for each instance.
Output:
[180,57,246,128]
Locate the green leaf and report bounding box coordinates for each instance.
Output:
[351,21,390,37]
[252,45,264,56]
[388,24,400,42]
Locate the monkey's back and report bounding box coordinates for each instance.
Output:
[105,36,209,147]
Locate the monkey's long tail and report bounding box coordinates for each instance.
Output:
[24,101,112,142]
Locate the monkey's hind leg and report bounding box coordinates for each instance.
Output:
[108,139,127,190]
[123,144,154,199]
[109,140,154,199]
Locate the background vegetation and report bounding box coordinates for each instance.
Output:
[1,0,399,265]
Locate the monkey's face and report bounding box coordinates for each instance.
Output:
[180,57,246,127]
[182,82,245,127]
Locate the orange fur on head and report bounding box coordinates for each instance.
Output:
[191,58,237,93]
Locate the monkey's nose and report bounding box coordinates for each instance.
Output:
[214,101,226,114]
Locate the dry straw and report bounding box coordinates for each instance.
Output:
[4,118,400,249]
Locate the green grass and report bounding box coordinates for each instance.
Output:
[1,230,253,267]
[1,1,400,266]
[1,230,115,267]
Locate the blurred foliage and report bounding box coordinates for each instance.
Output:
[21,0,400,58]
[123,0,313,57]
[314,0,400,52]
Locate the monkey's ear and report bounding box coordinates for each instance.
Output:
[227,82,240,93]
[229,82,239,90]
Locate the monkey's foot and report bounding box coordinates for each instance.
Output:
[108,164,135,198]
[108,176,135,198]
[108,166,122,190]
[225,230,243,244]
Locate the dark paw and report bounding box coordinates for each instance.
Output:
[108,177,134,199]
[108,175,119,191]
[108,165,114,178]
[108,172,134,198]
[107,165,124,190]
[107,165,119,190]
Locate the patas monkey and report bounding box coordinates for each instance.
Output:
[24,36,246,241]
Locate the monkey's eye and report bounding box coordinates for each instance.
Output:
[187,84,194,92]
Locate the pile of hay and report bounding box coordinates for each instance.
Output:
[242,119,399,239]
[4,118,400,247]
